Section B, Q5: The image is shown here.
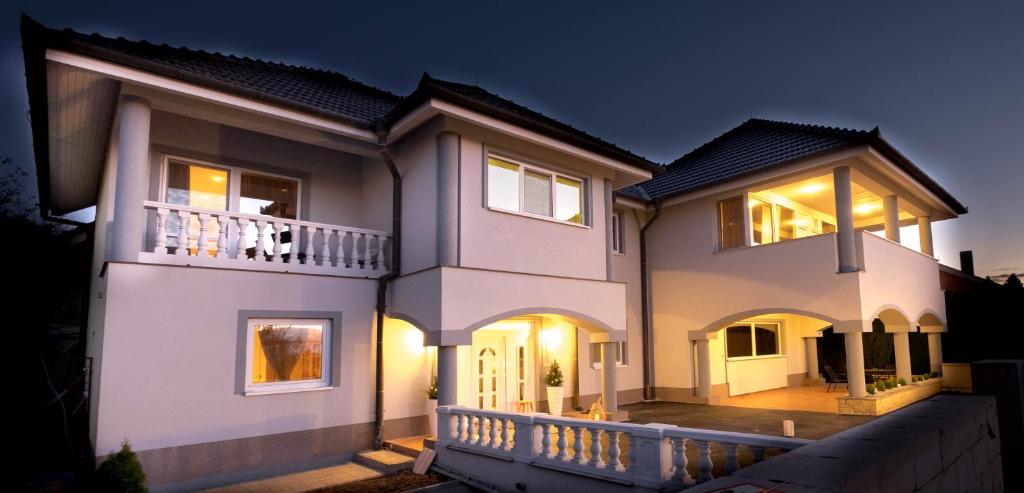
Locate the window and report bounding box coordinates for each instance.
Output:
[776,205,796,241]
[245,318,330,393]
[590,341,628,368]
[486,154,586,225]
[725,322,781,359]
[750,198,775,246]
[611,212,625,254]
[162,157,300,258]
[717,196,744,250]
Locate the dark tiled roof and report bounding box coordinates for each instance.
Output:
[629,119,967,214]
[21,16,403,128]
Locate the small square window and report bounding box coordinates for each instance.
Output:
[611,212,625,254]
[590,341,627,368]
[246,318,331,394]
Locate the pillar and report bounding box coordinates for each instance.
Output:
[600,342,618,412]
[436,131,460,267]
[894,332,912,383]
[437,345,458,406]
[883,194,901,242]
[804,337,820,380]
[918,215,934,257]
[695,339,711,399]
[110,95,152,262]
[844,331,866,397]
[928,332,943,374]
[604,180,614,281]
[833,166,857,272]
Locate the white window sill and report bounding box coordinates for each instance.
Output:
[487,207,591,229]
[244,385,335,396]
[611,251,625,256]
[590,363,628,370]
[725,354,785,362]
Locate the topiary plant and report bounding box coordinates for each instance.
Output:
[94,441,147,493]
[545,360,564,387]
[898,378,907,386]
[426,375,438,400]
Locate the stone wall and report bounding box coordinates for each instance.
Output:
[688,395,1002,492]
[837,378,942,416]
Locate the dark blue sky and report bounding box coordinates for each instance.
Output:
[2,1,1021,277]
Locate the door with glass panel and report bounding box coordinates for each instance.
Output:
[475,338,505,410]
[473,333,534,411]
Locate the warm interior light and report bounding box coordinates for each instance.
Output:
[854,203,880,215]
[212,175,224,183]
[405,329,424,353]
[798,183,825,195]
[541,329,562,351]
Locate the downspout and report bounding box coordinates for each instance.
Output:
[637,200,661,401]
[373,122,402,450]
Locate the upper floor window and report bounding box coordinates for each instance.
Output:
[718,193,838,250]
[486,154,586,225]
[725,322,781,359]
[611,211,625,254]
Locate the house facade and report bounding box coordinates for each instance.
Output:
[21,16,965,491]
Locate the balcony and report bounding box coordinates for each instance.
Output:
[139,200,391,278]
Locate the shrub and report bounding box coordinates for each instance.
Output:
[95,441,147,493]
[922,373,930,380]
[866,383,876,395]
[545,360,564,387]
[898,378,907,386]
[913,375,921,382]
[930,371,940,378]
[426,375,438,400]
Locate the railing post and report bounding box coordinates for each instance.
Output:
[510,414,539,462]
[630,424,672,488]
[271,222,284,263]
[254,220,267,261]
[215,215,228,258]
[153,208,168,254]
[236,218,249,260]
[176,210,189,256]
[436,406,456,446]
[196,213,210,257]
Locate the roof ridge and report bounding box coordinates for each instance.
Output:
[747,118,873,137]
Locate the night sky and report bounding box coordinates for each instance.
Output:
[1,1,1021,278]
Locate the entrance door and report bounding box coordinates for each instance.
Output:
[475,337,505,410]
[473,328,535,411]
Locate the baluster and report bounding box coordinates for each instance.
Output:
[749,445,766,463]
[303,226,315,265]
[319,228,331,266]
[696,440,714,482]
[723,443,739,474]
[254,220,267,261]
[271,222,284,263]
[472,416,483,446]
[672,437,690,484]
[607,430,622,471]
[176,210,189,256]
[502,418,514,451]
[196,213,210,257]
[342,231,354,268]
[556,425,570,461]
[490,417,502,449]
[236,218,249,260]
[381,236,391,271]
[369,234,381,270]
[541,424,553,458]
[457,414,468,443]
[154,208,168,254]
[357,232,367,269]
[215,215,228,258]
[574,426,587,465]
[589,428,604,468]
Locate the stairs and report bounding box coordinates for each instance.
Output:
[354,449,416,474]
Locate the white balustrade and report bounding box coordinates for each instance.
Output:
[141,201,391,278]
[435,406,811,490]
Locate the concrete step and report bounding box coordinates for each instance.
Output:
[354,449,416,474]
[384,435,428,457]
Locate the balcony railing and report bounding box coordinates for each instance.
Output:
[140,200,391,278]
[436,406,811,490]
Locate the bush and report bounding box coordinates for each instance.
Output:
[426,375,438,400]
[545,360,564,387]
[866,383,876,395]
[922,373,930,380]
[95,441,147,493]
[930,371,940,378]
[898,378,907,386]
[913,375,921,382]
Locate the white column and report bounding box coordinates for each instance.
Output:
[600,342,618,412]
[918,215,934,256]
[883,194,901,243]
[928,333,943,374]
[833,166,858,272]
[437,345,458,406]
[695,339,711,399]
[804,337,820,380]
[604,180,614,281]
[110,95,152,262]
[844,331,866,397]
[436,131,460,267]
[894,332,912,383]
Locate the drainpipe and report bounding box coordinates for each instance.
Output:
[373,122,402,450]
[637,200,661,400]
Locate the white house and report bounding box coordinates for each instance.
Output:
[21,16,965,491]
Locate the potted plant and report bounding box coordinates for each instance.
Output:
[426,375,438,436]
[545,360,565,416]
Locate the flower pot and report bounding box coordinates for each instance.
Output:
[426,399,438,437]
[546,386,564,416]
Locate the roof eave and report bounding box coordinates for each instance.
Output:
[21,14,54,216]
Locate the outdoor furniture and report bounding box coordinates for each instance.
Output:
[824,364,848,392]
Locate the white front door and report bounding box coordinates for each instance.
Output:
[475,336,505,410]
[473,330,535,411]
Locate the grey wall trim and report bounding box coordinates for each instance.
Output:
[234,310,344,395]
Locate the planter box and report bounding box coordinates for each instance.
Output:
[837,378,943,416]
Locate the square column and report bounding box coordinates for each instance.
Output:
[893,332,912,383]
[918,215,934,256]
[600,342,618,412]
[833,166,858,272]
[928,332,943,374]
[695,339,711,399]
[436,345,458,406]
[804,337,820,380]
[883,194,901,243]
[436,131,460,267]
[844,331,866,397]
[110,95,152,262]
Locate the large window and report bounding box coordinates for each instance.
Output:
[487,154,586,225]
[725,322,781,359]
[749,197,775,246]
[163,157,300,258]
[718,193,838,250]
[246,318,330,393]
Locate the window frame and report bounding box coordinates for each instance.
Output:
[159,154,303,220]
[590,340,628,369]
[244,317,332,395]
[724,320,784,361]
[485,152,590,228]
[611,211,625,255]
